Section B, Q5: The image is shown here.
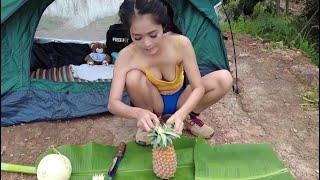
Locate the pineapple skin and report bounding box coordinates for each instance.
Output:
[152,146,177,179]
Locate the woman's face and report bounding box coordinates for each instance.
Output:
[130,14,164,55]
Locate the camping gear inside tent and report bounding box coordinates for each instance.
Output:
[1,0,229,126]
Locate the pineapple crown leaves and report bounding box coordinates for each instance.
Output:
[148,123,180,148]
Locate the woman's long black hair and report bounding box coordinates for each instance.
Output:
[118,0,181,34]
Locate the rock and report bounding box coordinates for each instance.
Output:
[239,53,249,57]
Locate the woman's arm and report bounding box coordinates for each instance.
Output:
[167,36,205,132]
[177,36,205,116]
[108,50,143,119]
[108,50,159,131]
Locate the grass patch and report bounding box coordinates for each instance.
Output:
[300,87,319,110]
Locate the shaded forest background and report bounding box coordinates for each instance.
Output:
[221,0,319,66]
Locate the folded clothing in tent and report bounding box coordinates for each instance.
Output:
[30,64,114,82]
[71,64,114,81]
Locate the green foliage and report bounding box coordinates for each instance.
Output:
[223,0,241,20]
[295,37,319,66]
[220,12,319,67]
[223,0,268,20]
[32,137,295,179]
[36,138,196,179]
[298,0,319,57]
[300,88,319,109]
[252,1,277,18]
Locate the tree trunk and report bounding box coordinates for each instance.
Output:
[285,0,289,14]
[276,0,280,15]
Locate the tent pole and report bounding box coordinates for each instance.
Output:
[221,3,239,94]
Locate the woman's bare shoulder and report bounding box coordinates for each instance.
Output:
[118,44,134,59]
[115,44,142,71]
[167,33,192,47]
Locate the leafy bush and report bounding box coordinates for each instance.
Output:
[222,0,240,20]
[300,0,319,53]
[223,0,266,20]
[252,1,277,18]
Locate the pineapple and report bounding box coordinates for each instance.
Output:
[148,123,180,179]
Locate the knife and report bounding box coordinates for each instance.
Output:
[107,142,126,180]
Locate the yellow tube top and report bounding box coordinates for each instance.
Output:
[144,65,184,92]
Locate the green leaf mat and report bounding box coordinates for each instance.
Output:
[194,138,294,180]
[35,137,294,180]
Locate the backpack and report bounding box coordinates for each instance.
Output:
[106,23,132,55]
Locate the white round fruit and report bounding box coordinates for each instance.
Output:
[37,154,72,180]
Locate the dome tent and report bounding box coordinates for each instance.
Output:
[1,0,229,126]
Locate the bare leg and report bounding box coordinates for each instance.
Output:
[175,70,233,138]
[126,70,163,145]
[177,69,233,113]
[125,69,163,114]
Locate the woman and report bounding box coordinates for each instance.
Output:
[108,0,233,145]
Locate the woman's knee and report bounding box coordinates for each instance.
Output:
[217,70,233,92]
[126,70,147,88]
[204,70,233,93]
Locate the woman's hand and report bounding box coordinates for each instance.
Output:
[136,109,160,132]
[166,112,186,135]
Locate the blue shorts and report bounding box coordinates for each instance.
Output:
[160,64,226,115]
[161,86,185,115]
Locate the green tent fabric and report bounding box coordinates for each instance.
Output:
[1,0,229,126]
[31,137,294,179]
[1,0,52,94]
[168,0,229,71]
[1,0,28,23]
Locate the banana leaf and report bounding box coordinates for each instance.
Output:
[36,136,195,180]
[35,137,294,180]
[194,138,295,180]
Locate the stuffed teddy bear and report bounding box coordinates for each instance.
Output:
[84,42,111,65]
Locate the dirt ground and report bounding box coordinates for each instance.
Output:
[1,33,319,180]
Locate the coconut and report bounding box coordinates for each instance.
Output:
[37,153,72,180]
